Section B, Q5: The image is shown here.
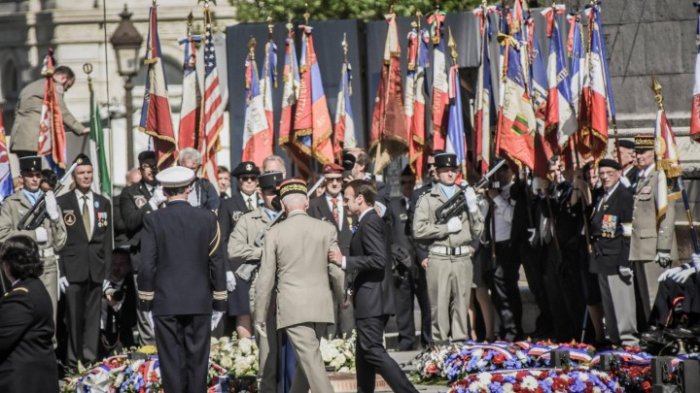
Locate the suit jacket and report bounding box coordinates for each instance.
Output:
[629,168,676,261]
[112,195,128,248]
[346,209,396,319]
[118,181,155,271]
[590,183,634,275]
[0,192,67,257]
[0,278,59,393]
[10,78,85,153]
[218,191,256,271]
[137,200,226,316]
[389,197,415,259]
[191,178,220,211]
[57,192,113,283]
[307,194,353,256]
[255,210,344,329]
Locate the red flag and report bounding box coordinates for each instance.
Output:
[279,29,311,177]
[139,6,177,170]
[370,12,408,174]
[294,25,334,166]
[36,49,66,171]
[405,27,430,181]
[690,7,700,142]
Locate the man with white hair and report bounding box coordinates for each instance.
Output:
[177,148,220,211]
[255,179,345,393]
[262,155,287,177]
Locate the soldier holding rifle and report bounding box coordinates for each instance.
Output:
[413,152,483,342]
[0,156,66,323]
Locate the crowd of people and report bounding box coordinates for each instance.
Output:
[1,67,699,393]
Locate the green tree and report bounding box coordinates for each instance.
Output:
[230,0,484,23]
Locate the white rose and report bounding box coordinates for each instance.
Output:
[521,376,539,390]
[239,338,252,356]
[477,372,492,384]
[502,383,514,393]
[220,356,233,369]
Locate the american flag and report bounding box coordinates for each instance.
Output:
[200,5,224,183]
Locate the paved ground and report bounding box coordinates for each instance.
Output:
[387,350,448,393]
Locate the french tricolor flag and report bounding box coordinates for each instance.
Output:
[333,58,356,160]
[260,38,277,149]
[177,33,202,151]
[139,6,177,170]
[473,5,495,175]
[241,46,272,167]
[543,5,575,152]
[580,5,609,160]
[526,15,552,179]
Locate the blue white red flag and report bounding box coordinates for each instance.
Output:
[260,36,277,151]
[525,16,551,179]
[139,6,177,170]
[333,54,356,161]
[473,5,496,174]
[446,34,466,174]
[241,43,272,167]
[405,26,430,180]
[177,31,202,151]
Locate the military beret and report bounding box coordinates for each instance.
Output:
[617,139,635,149]
[74,153,91,167]
[434,153,457,169]
[232,161,261,177]
[322,162,344,175]
[598,158,622,170]
[341,153,356,171]
[138,150,156,164]
[19,156,42,172]
[259,172,283,190]
[634,134,655,150]
[156,166,195,188]
[279,178,307,199]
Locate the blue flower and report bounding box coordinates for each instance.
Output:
[488,382,504,393]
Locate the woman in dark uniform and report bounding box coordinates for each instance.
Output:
[0,235,59,393]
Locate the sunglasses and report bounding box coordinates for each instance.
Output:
[326,177,343,183]
[240,176,257,182]
[140,164,155,170]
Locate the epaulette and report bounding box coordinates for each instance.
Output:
[415,190,431,210]
[4,287,28,297]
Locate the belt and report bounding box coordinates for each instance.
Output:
[39,248,55,258]
[430,246,471,256]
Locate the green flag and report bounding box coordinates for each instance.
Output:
[89,89,111,196]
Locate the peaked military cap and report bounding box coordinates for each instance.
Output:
[634,134,655,151]
[341,153,356,171]
[279,178,307,198]
[232,161,261,177]
[138,150,156,164]
[259,172,283,190]
[434,153,457,169]
[156,166,195,188]
[19,156,42,172]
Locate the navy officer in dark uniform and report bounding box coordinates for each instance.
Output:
[137,166,227,393]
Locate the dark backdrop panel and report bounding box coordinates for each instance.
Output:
[226,20,365,173]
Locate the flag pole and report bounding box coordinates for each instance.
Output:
[651,76,700,253]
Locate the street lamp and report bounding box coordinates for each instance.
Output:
[110,3,143,170]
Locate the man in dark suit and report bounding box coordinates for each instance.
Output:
[614,139,640,189]
[137,166,227,393]
[307,162,354,338]
[328,180,417,393]
[57,154,113,368]
[589,159,637,346]
[216,161,260,338]
[118,151,166,345]
[100,248,137,357]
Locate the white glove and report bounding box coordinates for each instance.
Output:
[654,251,672,267]
[211,311,224,331]
[35,227,48,244]
[692,253,700,265]
[446,216,462,233]
[44,191,59,220]
[618,266,634,278]
[658,266,683,282]
[226,271,236,292]
[59,276,69,294]
[464,187,478,213]
[147,311,155,329]
[669,265,699,283]
[149,186,167,209]
[255,323,267,338]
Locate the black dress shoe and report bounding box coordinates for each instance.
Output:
[672,326,700,338]
[641,330,666,344]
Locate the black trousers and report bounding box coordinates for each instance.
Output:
[414,265,432,347]
[518,241,553,335]
[65,280,101,368]
[543,242,586,342]
[355,316,418,393]
[489,241,523,341]
[154,314,211,393]
[394,271,416,350]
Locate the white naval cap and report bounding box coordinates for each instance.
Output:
[156,166,195,188]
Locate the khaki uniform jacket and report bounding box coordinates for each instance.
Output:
[10,79,86,153]
[228,207,270,262]
[629,168,675,261]
[413,184,484,260]
[0,192,67,258]
[254,210,345,329]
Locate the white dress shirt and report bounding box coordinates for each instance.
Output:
[240,191,259,210]
[76,189,95,235]
[493,182,515,242]
[325,192,344,229]
[341,207,373,270]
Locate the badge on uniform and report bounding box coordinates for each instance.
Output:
[134,195,147,208]
[601,214,618,238]
[96,212,108,228]
[641,185,651,194]
[232,211,244,222]
[399,213,408,222]
[64,210,76,226]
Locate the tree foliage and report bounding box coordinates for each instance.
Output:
[230,0,484,23]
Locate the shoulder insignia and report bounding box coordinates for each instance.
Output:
[232,211,244,222]
[5,287,29,296]
[209,222,221,257]
[415,192,428,210]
